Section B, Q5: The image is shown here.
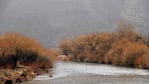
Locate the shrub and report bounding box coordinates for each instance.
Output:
[59,33,113,63]
[143,35,149,46]
[114,20,143,42]
[58,21,149,69]
[133,52,149,69]
[103,38,131,65]
[0,32,56,69]
[104,38,149,67]
[121,42,148,67]
[58,37,72,55]
[141,51,149,69]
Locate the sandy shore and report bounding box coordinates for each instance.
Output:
[23,73,149,84]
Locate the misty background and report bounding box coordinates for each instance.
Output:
[0,0,148,48]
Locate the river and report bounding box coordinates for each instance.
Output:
[23,61,149,84]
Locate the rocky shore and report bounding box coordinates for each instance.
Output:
[0,66,51,84]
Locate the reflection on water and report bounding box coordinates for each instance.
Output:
[34,61,149,80]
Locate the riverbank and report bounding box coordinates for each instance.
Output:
[0,66,51,83]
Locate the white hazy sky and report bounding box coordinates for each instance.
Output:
[0,0,148,47]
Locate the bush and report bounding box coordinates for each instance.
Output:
[133,51,149,69]
[59,33,113,63]
[103,38,131,65]
[58,21,149,69]
[114,20,143,42]
[143,36,149,46]
[58,37,72,55]
[104,38,149,68]
[121,42,148,67]
[0,32,56,69]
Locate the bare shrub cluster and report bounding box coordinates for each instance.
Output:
[59,21,149,69]
[59,33,113,63]
[0,32,56,70]
[104,38,149,69]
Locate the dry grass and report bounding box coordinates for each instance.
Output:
[0,32,56,69]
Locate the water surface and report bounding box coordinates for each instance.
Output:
[23,61,149,84]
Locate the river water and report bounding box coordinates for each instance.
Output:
[23,61,149,84]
